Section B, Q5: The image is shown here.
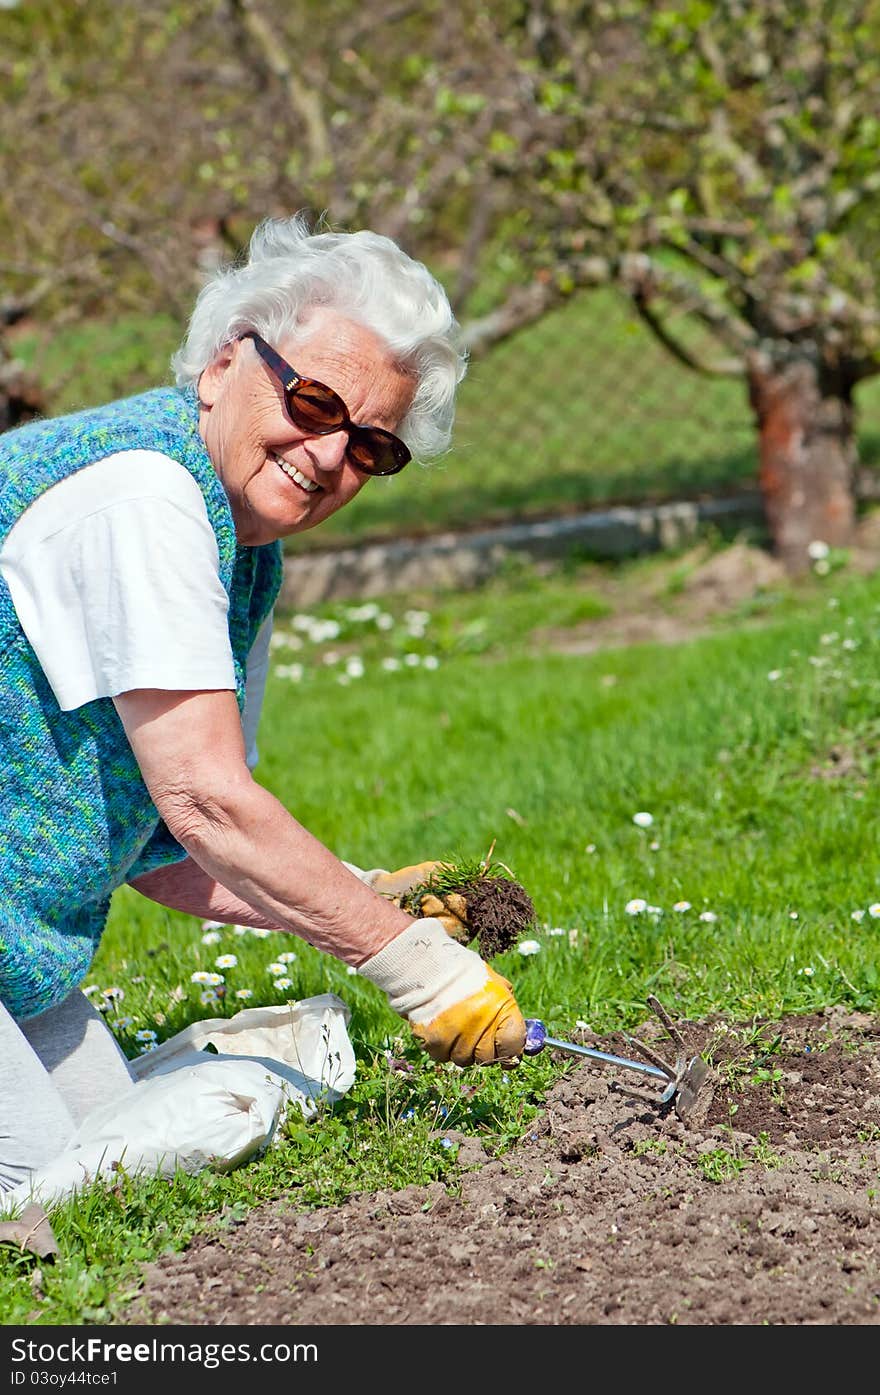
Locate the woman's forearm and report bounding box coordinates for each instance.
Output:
[113,687,415,967]
[154,779,415,966]
[128,857,285,930]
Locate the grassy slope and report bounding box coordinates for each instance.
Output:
[3,552,880,1322]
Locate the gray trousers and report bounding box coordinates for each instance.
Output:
[0,989,135,1195]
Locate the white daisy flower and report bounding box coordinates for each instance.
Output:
[250,927,272,939]
[625,898,648,915]
[632,811,653,828]
[201,931,221,945]
[273,977,294,991]
[201,919,226,931]
[517,940,542,956]
[673,900,692,912]
[807,540,829,560]
[235,988,254,1001]
[851,909,866,921]
[699,910,718,923]
[277,951,297,963]
[267,962,287,976]
[869,904,880,919]
[215,954,237,969]
[767,670,782,682]
[134,1029,157,1042]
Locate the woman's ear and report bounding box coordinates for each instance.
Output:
[197,342,236,407]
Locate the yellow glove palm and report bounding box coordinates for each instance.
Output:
[366,862,471,943]
[410,964,525,1066]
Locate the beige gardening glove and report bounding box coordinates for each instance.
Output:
[342,860,471,943]
[357,918,526,1068]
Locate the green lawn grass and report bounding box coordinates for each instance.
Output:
[13,295,880,549]
[3,549,880,1323]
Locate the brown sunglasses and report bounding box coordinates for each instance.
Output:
[240,330,411,477]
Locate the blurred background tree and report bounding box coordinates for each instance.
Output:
[1,0,879,572]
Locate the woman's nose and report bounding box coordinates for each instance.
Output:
[306,429,349,473]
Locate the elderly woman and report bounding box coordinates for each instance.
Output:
[0,215,525,1196]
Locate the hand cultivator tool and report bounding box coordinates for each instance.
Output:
[523,994,711,1123]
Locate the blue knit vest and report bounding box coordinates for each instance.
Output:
[0,387,283,1020]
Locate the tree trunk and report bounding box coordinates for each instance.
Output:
[0,353,44,433]
[746,355,857,575]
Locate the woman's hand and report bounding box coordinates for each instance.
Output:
[345,860,470,941]
[357,918,526,1067]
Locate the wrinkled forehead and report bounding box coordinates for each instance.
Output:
[279,308,416,421]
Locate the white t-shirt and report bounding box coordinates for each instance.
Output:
[0,449,272,769]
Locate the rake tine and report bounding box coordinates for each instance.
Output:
[646,994,687,1051]
[609,1081,670,1109]
[622,1033,677,1079]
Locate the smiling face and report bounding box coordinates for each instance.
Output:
[197,308,416,545]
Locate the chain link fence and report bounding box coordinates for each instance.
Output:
[318,286,880,549]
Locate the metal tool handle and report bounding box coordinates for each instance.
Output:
[522,1017,669,1083]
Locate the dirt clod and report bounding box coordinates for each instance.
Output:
[457,875,536,957]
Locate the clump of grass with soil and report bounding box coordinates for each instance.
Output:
[398,852,537,957]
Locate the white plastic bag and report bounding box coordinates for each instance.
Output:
[129,993,356,1104]
[6,993,356,1212]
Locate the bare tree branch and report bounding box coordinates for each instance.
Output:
[630,290,744,378]
[461,258,611,356]
[227,0,332,169]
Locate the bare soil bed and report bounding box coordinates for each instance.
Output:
[132,1005,880,1327]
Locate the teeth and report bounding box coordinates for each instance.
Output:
[273,454,319,493]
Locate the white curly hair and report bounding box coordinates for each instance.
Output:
[172,213,467,462]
